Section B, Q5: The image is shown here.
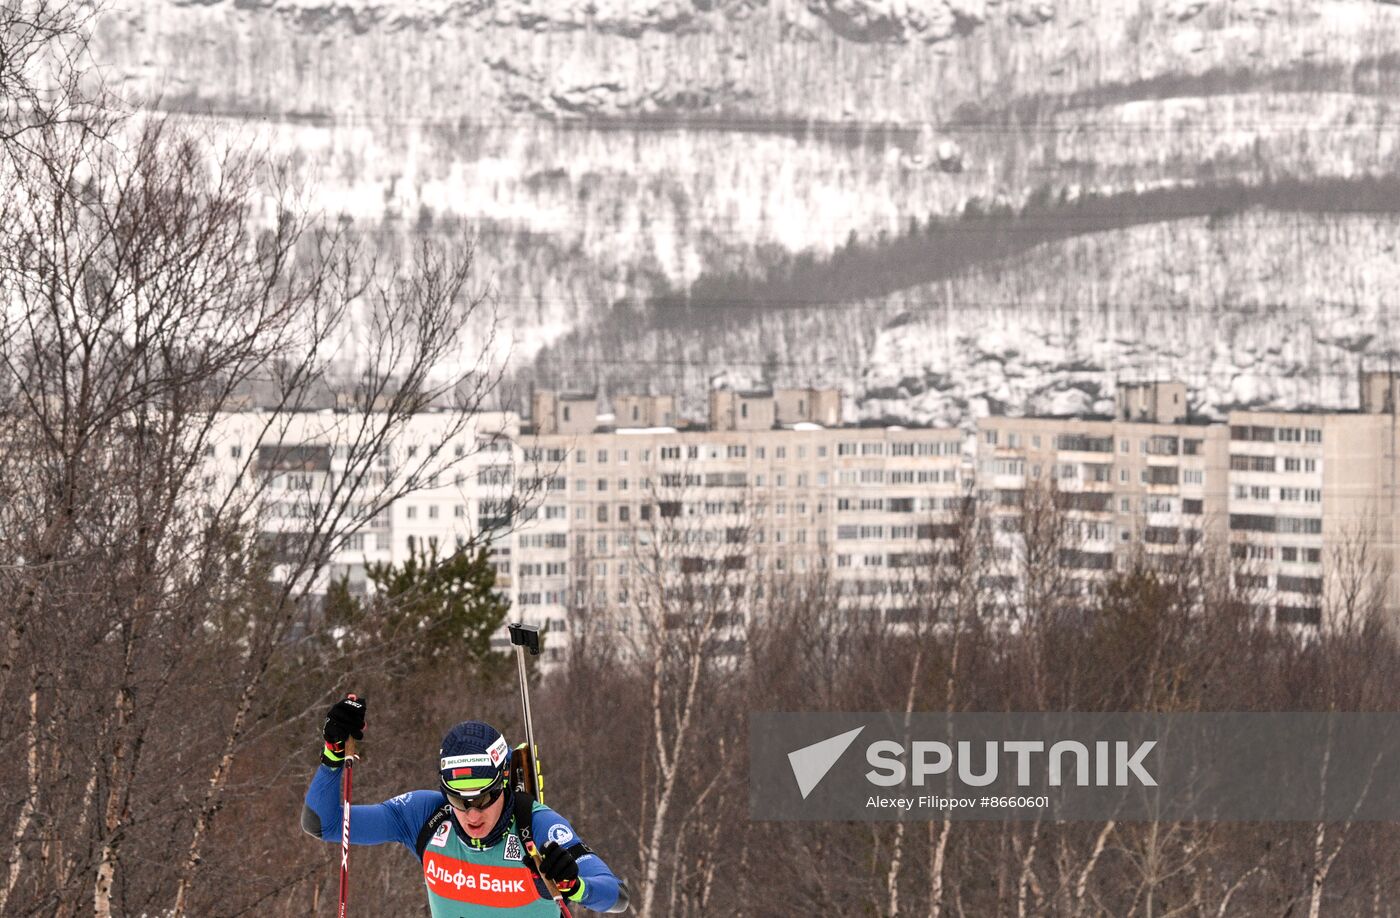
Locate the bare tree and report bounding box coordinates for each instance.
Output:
[0,100,503,914]
[0,0,100,164]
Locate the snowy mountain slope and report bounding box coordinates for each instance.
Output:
[157,81,1400,367]
[524,208,1400,425]
[89,0,1400,415]
[99,0,1400,122]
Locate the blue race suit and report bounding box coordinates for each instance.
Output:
[303,764,626,915]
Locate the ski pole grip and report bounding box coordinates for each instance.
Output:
[508,622,542,656]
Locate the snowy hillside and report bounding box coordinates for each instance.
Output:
[527,208,1400,425]
[90,0,1400,417]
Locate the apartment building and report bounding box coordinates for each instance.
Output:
[980,373,1400,627]
[202,408,527,640]
[977,381,1231,597]
[1227,374,1400,625]
[200,371,1400,658]
[519,387,969,641]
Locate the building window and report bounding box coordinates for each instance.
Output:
[1230,455,1276,472]
[1230,514,1276,533]
[406,506,417,520]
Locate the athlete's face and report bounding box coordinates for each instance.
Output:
[451,789,506,839]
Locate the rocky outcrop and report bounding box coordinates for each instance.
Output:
[171,0,752,33]
[800,0,1062,43]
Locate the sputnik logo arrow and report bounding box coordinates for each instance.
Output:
[787,726,865,799]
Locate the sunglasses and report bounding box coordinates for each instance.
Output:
[445,783,504,811]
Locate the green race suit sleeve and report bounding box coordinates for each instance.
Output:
[302,763,440,852]
[531,803,627,913]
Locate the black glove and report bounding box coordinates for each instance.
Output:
[321,694,365,768]
[540,841,583,900]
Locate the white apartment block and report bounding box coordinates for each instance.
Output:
[199,370,1400,661]
[978,373,1400,628]
[202,408,528,644]
[978,382,1230,597]
[1227,389,1400,626]
[520,387,970,641]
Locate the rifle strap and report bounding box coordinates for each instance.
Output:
[413,804,455,860]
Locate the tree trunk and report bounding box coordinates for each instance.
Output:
[1,682,39,913]
[928,820,951,918]
[886,821,904,917]
[172,667,260,914]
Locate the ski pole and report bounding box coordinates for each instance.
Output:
[508,623,573,918]
[509,624,541,789]
[337,704,359,918]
